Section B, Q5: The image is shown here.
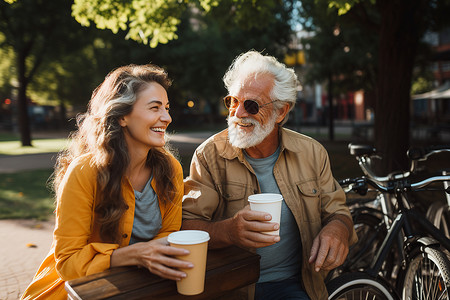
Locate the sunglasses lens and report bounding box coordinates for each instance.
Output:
[224,96,231,109]
[244,100,259,114]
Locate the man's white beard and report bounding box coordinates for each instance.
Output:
[227,113,278,149]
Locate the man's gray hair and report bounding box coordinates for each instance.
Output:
[223,51,298,125]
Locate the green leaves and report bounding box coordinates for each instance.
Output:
[327,0,376,15]
[71,0,281,47]
[72,0,183,47]
[198,0,220,11]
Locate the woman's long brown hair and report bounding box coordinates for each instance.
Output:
[53,64,176,243]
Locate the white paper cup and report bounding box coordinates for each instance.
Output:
[248,193,283,235]
[167,230,210,295]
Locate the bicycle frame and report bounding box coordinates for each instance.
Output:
[367,209,450,276]
[363,181,450,282]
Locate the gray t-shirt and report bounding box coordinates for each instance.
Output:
[244,147,302,283]
[129,176,162,245]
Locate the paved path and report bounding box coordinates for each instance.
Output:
[0,218,54,300]
[0,153,58,173]
[0,131,213,299]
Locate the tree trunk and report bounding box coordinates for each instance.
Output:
[374,0,425,174]
[59,102,67,129]
[328,72,334,141]
[17,51,32,147]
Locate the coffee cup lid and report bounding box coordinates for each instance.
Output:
[168,230,210,245]
[248,193,283,203]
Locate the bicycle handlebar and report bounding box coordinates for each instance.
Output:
[407,145,450,161]
[356,156,411,183]
[350,144,450,182]
[339,175,450,195]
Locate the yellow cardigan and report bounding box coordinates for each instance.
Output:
[21,153,184,299]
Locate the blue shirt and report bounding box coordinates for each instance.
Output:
[129,176,162,245]
[244,148,302,282]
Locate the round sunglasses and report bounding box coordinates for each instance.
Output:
[223,96,278,115]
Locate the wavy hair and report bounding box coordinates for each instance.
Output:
[53,64,175,243]
[223,50,298,125]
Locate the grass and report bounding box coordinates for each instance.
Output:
[0,132,64,220]
[0,169,55,220]
[0,131,20,142]
[0,138,68,155]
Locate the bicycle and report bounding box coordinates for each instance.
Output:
[327,174,450,300]
[408,146,450,238]
[330,144,450,283]
[346,144,449,226]
[327,144,413,284]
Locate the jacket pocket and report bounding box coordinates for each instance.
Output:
[219,182,250,201]
[296,180,321,222]
[217,182,250,219]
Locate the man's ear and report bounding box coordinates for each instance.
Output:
[276,103,290,124]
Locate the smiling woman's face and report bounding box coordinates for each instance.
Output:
[119,82,171,151]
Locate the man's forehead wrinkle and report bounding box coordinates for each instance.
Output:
[228,73,274,101]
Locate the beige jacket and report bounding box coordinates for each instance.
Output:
[183,128,357,300]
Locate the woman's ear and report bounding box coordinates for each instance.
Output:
[119,116,127,127]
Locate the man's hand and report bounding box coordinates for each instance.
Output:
[228,206,280,248]
[308,219,350,272]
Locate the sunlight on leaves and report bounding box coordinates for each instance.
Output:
[72,0,182,48]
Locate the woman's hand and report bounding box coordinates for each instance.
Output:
[138,237,194,280]
[111,237,193,281]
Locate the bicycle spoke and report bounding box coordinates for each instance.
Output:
[414,266,423,300]
[431,261,438,300]
[425,257,430,300]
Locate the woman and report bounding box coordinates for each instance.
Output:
[21,64,190,299]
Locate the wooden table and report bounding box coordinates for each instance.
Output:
[65,246,260,299]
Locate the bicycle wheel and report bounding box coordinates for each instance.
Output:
[402,246,450,300]
[327,272,398,300]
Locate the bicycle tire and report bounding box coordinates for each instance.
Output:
[327,272,398,300]
[402,246,450,300]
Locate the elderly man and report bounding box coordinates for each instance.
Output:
[182,51,357,300]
